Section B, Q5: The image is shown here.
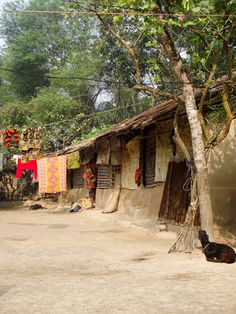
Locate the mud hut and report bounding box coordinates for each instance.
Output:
[62,75,236,244]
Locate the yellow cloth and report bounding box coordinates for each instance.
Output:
[67,151,80,169]
[77,197,94,209]
[37,156,67,194]
[28,149,43,161]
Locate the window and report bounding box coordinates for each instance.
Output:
[144,135,156,187]
[97,165,121,189]
[97,165,111,189]
[72,167,84,188]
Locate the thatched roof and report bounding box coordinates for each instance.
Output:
[62,99,177,155]
[62,73,236,155]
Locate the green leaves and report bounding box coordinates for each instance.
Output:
[113,15,124,25]
[0,0,73,99]
[182,0,190,10]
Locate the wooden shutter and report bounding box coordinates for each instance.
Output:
[72,168,84,188]
[145,136,156,187]
[97,165,111,189]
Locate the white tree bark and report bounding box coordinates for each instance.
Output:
[182,78,214,239]
[161,36,214,239]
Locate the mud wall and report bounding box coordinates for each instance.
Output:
[208,119,236,244]
[117,184,164,219]
[155,117,192,182]
[96,186,121,213]
[64,187,89,204]
[95,119,191,220]
[121,136,140,190]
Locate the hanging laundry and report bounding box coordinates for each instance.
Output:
[67,151,80,169]
[83,163,97,203]
[19,128,43,151]
[27,128,36,149]
[0,153,3,171]
[4,129,19,147]
[19,148,43,164]
[21,154,29,163]
[19,128,29,151]
[16,158,38,180]
[28,149,43,161]
[135,168,142,186]
[37,155,67,194]
[33,127,43,149]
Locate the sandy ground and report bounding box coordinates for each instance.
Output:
[0,203,236,314]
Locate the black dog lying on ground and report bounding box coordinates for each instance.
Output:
[29,204,46,210]
[198,230,236,264]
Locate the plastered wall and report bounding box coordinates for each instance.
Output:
[208,119,236,244]
[64,187,88,204]
[117,184,164,219]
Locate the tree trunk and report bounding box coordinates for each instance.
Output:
[182,80,214,239]
[160,34,214,239]
[94,5,214,240]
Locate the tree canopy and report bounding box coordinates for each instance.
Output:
[0,0,235,151]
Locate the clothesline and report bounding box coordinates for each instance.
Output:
[1,9,236,18]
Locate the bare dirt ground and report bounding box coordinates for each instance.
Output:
[0,203,236,314]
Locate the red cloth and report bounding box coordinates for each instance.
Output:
[16,158,38,180]
[135,168,142,186]
[4,129,19,147]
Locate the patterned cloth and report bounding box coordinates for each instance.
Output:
[67,151,80,169]
[19,127,43,151]
[37,155,67,194]
[28,149,43,161]
[4,129,19,147]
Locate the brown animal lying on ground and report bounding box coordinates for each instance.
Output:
[29,204,46,210]
[198,230,236,264]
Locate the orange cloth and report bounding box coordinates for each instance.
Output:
[4,129,19,147]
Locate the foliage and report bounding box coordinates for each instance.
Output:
[0,0,72,99]
[29,87,79,124]
[1,0,235,155]
[0,102,31,127]
[68,0,236,145]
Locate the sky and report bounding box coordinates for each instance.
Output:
[0,0,9,6]
[0,0,14,9]
[0,0,16,48]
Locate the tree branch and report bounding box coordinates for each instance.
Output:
[189,27,212,50]
[134,84,178,100]
[95,13,142,85]
[198,59,219,141]
[131,29,146,49]
[214,24,234,144]
[215,87,234,144]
